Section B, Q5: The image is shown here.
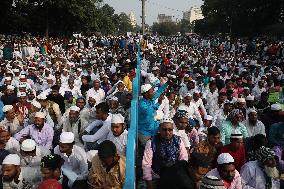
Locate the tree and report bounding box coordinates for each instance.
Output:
[152,22,180,36]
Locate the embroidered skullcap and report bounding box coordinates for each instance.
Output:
[174,110,188,119]
[246,95,254,101]
[200,176,225,189]
[217,153,235,165]
[35,112,45,119]
[160,117,174,124]
[69,106,80,112]
[111,114,125,124]
[255,146,275,163]
[7,85,15,90]
[228,109,242,121]
[247,108,257,115]
[141,84,152,94]
[3,105,13,113]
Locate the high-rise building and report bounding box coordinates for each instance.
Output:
[189,6,204,23]
[129,11,137,27]
[183,11,191,21]
[157,14,173,23]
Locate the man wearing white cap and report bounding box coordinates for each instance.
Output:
[106,114,128,155]
[1,85,17,106]
[59,78,82,99]
[15,112,54,150]
[108,96,128,127]
[138,78,168,146]
[0,128,20,153]
[19,139,50,168]
[0,105,23,135]
[142,118,188,188]
[86,78,105,104]
[206,153,242,189]
[1,154,37,188]
[243,109,266,137]
[59,106,85,147]
[54,132,88,187]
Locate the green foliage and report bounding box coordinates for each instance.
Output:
[152,20,192,36]
[0,0,134,36]
[195,0,283,36]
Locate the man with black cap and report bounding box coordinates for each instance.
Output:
[158,152,211,189]
[88,140,126,189]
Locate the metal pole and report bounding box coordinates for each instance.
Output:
[142,0,146,34]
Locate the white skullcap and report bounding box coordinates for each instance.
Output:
[184,93,192,97]
[60,132,75,143]
[246,95,254,101]
[7,85,15,90]
[76,68,82,72]
[109,96,118,101]
[3,154,21,165]
[19,75,26,79]
[34,112,45,119]
[111,114,125,124]
[194,90,201,94]
[237,98,246,103]
[247,108,257,114]
[70,106,80,112]
[217,153,235,165]
[126,59,131,63]
[37,93,47,100]
[204,115,213,121]
[230,130,243,139]
[160,117,174,124]
[243,87,250,90]
[271,104,282,111]
[19,83,27,88]
[31,100,41,109]
[21,139,36,152]
[17,92,26,97]
[141,84,152,94]
[152,66,159,71]
[13,69,20,73]
[4,77,11,81]
[3,105,13,113]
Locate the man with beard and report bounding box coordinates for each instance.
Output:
[0,154,35,188]
[0,128,20,153]
[142,118,188,189]
[15,112,54,150]
[47,85,65,114]
[243,109,266,137]
[206,153,242,189]
[240,146,280,188]
[60,106,85,148]
[0,105,23,135]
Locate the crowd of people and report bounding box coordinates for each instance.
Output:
[0,33,283,189]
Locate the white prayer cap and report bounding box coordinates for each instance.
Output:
[141,84,152,94]
[126,59,131,63]
[13,69,20,73]
[31,100,41,109]
[184,93,192,97]
[243,87,250,90]
[7,85,15,90]
[217,153,235,165]
[17,92,26,97]
[37,93,47,100]
[76,68,82,72]
[4,77,11,81]
[19,74,26,79]
[109,96,118,101]
[230,130,243,139]
[237,98,246,103]
[271,104,282,111]
[204,115,213,121]
[111,114,125,124]
[21,139,36,151]
[246,95,254,101]
[70,106,80,112]
[2,154,21,166]
[247,108,257,115]
[160,117,174,124]
[152,66,159,71]
[60,132,75,143]
[3,105,13,113]
[35,112,45,119]
[19,83,27,88]
[194,90,201,94]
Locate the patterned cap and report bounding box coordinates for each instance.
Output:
[255,146,275,163]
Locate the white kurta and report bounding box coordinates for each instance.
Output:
[106,129,128,156]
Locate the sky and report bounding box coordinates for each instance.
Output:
[104,0,203,25]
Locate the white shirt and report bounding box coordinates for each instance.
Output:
[59,85,82,98]
[54,145,88,180]
[192,99,207,117]
[173,128,191,149]
[106,129,128,155]
[178,103,203,126]
[157,96,170,118]
[252,86,266,101]
[213,109,229,129]
[240,161,280,189]
[243,119,266,137]
[86,88,105,103]
[82,114,112,144]
[20,146,50,167]
[5,137,20,153]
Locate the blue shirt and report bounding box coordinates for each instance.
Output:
[269,122,284,149]
[0,101,4,121]
[138,83,168,136]
[221,121,248,145]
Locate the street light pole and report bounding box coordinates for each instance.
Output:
[142,0,146,35]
